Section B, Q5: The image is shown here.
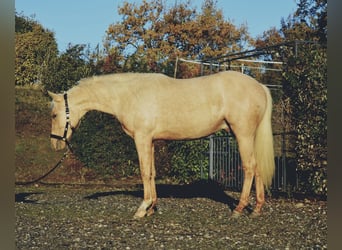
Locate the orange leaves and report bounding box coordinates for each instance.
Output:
[104,0,252,75]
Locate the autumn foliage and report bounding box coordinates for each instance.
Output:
[103,0,251,77]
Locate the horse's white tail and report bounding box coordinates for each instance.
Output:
[254,85,275,189]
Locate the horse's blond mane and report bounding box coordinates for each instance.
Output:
[76,73,167,89]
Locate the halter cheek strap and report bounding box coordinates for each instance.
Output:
[50,92,74,151]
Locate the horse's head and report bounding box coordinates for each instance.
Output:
[48,91,79,151]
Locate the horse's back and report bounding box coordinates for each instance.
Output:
[85,70,262,95]
[100,70,267,119]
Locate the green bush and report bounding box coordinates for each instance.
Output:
[168,139,209,184]
[282,44,327,196]
[71,111,140,177]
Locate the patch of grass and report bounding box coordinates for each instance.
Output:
[16,86,51,133]
[15,134,65,179]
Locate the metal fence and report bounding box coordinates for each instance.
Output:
[206,135,295,192]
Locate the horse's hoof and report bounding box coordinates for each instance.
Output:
[231,210,243,219]
[133,209,147,219]
[249,211,261,218]
[146,207,156,217]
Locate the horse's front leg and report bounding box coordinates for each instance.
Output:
[146,144,157,216]
[133,137,157,218]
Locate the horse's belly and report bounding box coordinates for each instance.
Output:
[153,118,228,140]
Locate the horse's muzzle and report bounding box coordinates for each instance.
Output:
[51,138,67,151]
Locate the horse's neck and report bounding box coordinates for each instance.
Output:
[70,84,119,118]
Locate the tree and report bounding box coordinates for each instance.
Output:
[281,0,327,195]
[104,0,251,76]
[41,44,96,92]
[104,0,166,73]
[15,13,36,33]
[194,0,250,58]
[15,13,58,86]
[282,43,327,195]
[251,0,327,196]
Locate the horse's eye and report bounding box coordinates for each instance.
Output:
[52,114,57,119]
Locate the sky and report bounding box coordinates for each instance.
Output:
[15,0,298,52]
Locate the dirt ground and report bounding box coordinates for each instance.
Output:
[15,181,327,249]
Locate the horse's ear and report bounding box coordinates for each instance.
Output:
[47,91,62,101]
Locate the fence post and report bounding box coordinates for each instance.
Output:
[209,135,214,179]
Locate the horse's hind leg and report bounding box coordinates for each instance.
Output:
[232,136,256,218]
[250,170,265,217]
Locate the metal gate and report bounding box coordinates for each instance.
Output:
[207,135,291,192]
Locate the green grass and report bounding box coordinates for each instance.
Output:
[15,134,64,176]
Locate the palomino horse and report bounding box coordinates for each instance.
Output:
[48,71,275,218]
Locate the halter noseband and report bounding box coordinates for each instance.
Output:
[50,92,74,150]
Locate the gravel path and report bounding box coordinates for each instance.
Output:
[15,183,327,249]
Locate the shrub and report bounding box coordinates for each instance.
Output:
[71,111,140,178]
[282,44,327,196]
[168,139,209,184]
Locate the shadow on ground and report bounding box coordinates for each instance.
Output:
[84,180,249,212]
[15,192,43,204]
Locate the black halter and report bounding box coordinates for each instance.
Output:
[50,92,74,151]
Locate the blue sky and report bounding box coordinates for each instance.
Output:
[15,0,297,52]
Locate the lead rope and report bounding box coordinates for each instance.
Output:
[15,140,75,185]
[16,92,76,186]
[15,150,70,186]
